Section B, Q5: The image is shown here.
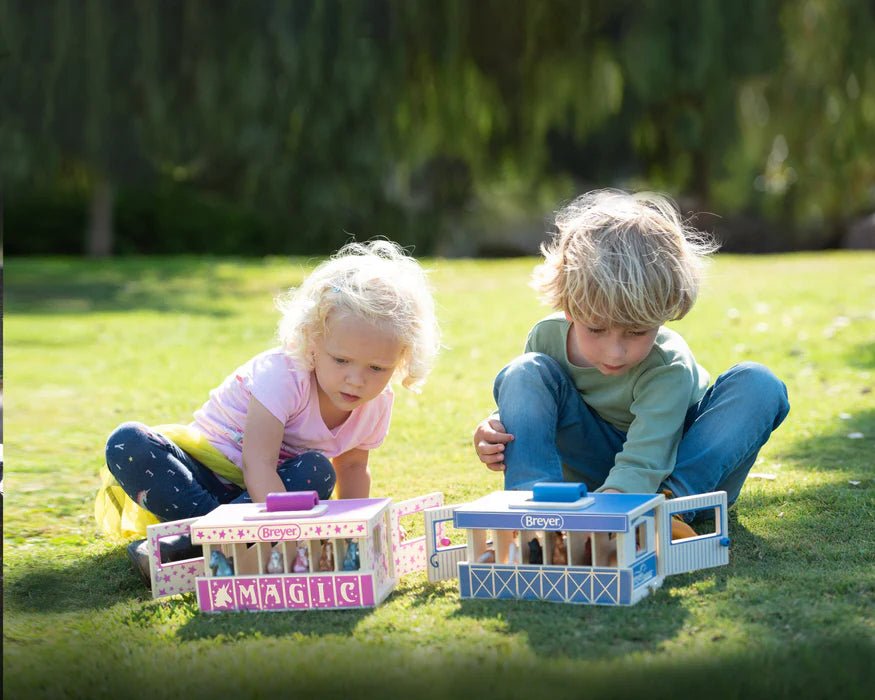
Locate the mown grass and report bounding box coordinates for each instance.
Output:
[4,252,874,699]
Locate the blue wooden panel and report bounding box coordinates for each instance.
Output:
[567,571,592,604]
[631,553,658,587]
[459,563,471,598]
[458,563,637,606]
[517,570,541,600]
[619,569,632,604]
[542,570,566,602]
[494,569,517,599]
[594,572,620,605]
[469,566,496,599]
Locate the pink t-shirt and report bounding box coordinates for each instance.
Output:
[191,348,393,469]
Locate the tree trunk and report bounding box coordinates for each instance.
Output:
[86,178,114,257]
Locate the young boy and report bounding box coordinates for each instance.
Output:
[473,190,789,535]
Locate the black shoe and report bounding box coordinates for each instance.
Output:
[158,534,203,563]
[126,535,203,588]
[126,539,152,587]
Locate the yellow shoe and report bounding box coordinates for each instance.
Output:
[671,515,697,540]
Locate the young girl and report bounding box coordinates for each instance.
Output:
[473,190,789,536]
[101,240,440,575]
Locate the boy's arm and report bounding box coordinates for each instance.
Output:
[241,396,287,502]
[332,448,371,499]
[597,364,693,494]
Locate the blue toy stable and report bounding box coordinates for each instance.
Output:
[424,484,730,606]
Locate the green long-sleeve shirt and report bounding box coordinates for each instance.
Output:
[524,314,710,494]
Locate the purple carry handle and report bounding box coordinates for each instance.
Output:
[265,491,319,512]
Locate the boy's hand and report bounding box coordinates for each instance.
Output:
[474,418,514,472]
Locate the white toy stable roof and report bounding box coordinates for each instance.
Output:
[452,490,663,533]
[188,498,391,545]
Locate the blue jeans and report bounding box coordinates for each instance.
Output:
[493,354,789,506]
[105,422,336,521]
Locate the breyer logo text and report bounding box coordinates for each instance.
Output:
[521,514,564,530]
[257,524,302,541]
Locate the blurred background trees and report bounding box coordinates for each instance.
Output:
[2,0,873,256]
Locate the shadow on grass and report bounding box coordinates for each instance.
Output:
[5,256,300,316]
[172,603,373,641]
[4,546,154,612]
[781,407,875,474]
[6,540,371,639]
[710,472,873,648]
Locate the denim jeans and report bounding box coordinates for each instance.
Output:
[493,353,790,505]
[105,421,336,521]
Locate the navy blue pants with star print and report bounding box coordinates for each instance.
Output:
[105,421,336,521]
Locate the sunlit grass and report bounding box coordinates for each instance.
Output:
[4,252,875,699]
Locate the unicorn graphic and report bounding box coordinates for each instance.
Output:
[213,583,233,609]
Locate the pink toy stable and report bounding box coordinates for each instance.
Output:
[145,491,446,612]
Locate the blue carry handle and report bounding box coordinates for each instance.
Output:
[532,482,588,503]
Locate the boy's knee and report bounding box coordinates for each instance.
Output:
[494,352,560,392]
[728,362,790,421]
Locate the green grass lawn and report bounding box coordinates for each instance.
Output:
[4,252,874,699]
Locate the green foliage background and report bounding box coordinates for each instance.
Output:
[2,0,874,255]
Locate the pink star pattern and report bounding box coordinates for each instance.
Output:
[143,520,207,599]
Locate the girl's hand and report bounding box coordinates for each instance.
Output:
[474,417,514,472]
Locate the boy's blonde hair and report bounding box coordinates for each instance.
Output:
[277,239,440,392]
[531,189,719,328]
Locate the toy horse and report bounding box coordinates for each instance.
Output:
[318,539,334,571]
[266,549,284,574]
[507,531,521,564]
[210,550,234,576]
[528,537,543,565]
[552,531,567,565]
[293,546,309,573]
[477,549,496,563]
[342,541,360,571]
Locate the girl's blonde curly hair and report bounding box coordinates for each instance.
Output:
[277,239,440,392]
[532,190,719,327]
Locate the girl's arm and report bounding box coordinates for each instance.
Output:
[241,396,286,503]
[332,448,371,499]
